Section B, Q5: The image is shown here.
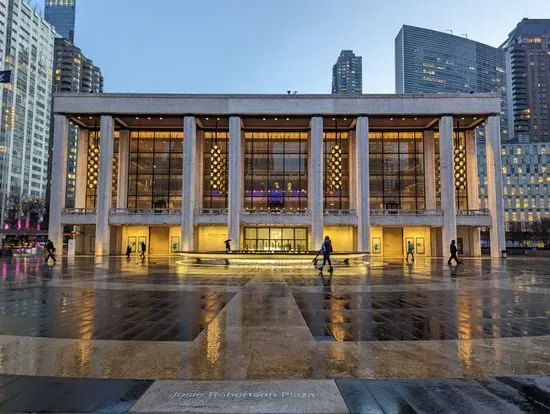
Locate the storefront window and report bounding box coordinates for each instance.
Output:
[244,131,308,210]
[127,131,183,209]
[369,131,425,210]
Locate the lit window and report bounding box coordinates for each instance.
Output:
[502,167,507,173]
[518,167,523,174]
[512,212,518,221]
[517,148,522,155]
[528,212,534,221]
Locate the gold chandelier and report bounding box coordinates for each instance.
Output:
[453,124,467,191]
[209,120,226,192]
[87,131,99,189]
[327,120,343,192]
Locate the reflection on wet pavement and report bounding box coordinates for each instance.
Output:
[0,256,549,383]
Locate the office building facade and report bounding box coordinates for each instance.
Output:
[501,19,550,143]
[501,143,550,229]
[332,50,362,95]
[45,0,76,42]
[50,93,505,258]
[52,37,103,207]
[0,0,55,228]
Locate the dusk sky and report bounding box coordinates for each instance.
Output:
[64,0,549,94]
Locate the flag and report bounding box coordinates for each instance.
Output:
[0,70,11,83]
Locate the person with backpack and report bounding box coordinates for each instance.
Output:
[406,241,415,262]
[318,236,333,273]
[45,240,56,264]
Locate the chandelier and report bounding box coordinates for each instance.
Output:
[327,120,343,192]
[453,121,467,191]
[209,120,226,192]
[87,129,99,189]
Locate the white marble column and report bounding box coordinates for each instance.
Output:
[309,116,323,251]
[195,130,204,211]
[228,116,242,249]
[74,128,88,209]
[465,129,481,256]
[486,115,506,258]
[423,129,436,210]
[356,116,370,252]
[116,130,130,209]
[48,115,69,252]
[439,116,457,257]
[181,116,196,251]
[94,115,114,256]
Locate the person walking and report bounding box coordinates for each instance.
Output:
[45,239,56,264]
[125,244,132,259]
[448,240,461,265]
[140,241,146,259]
[406,241,415,262]
[318,236,333,273]
[224,239,231,253]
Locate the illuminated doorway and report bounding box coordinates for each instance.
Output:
[243,227,308,252]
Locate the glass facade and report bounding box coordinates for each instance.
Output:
[244,132,308,210]
[45,0,76,42]
[127,131,183,209]
[369,132,425,210]
[243,226,308,251]
[203,131,228,209]
[324,130,349,210]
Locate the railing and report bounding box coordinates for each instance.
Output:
[195,208,228,215]
[370,209,443,216]
[63,208,96,215]
[457,209,490,216]
[110,208,182,215]
[243,208,309,215]
[324,209,358,216]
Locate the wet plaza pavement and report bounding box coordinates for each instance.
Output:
[1,256,550,412]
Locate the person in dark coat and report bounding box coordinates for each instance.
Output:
[448,240,461,265]
[224,239,231,252]
[45,239,56,263]
[140,241,146,259]
[318,236,333,273]
[125,244,132,258]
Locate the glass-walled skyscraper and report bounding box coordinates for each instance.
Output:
[395,25,509,141]
[45,0,76,42]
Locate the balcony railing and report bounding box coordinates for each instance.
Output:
[370,209,443,216]
[63,208,96,215]
[195,208,228,215]
[110,208,182,215]
[457,209,490,216]
[324,209,357,216]
[243,208,309,215]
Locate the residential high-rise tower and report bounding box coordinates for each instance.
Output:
[501,19,550,143]
[52,38,103,207]
[45,0,76,42]
[332,50,362,95]
[0,0,55,231]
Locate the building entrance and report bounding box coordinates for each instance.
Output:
[383,228,403,256]
[149,227,169,255]
[243,227,308,252]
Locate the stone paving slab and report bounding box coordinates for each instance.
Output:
[129,380,348,413]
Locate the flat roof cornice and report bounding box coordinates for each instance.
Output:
[53,92,502,116]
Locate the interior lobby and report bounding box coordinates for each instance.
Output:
[48,93,506,257]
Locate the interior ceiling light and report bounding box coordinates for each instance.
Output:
[327,120,343,192]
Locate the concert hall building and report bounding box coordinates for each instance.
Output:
[49,93,505,257]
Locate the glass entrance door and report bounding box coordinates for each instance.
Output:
[243,227,308,252]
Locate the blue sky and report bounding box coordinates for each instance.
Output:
[66,0,549,94]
